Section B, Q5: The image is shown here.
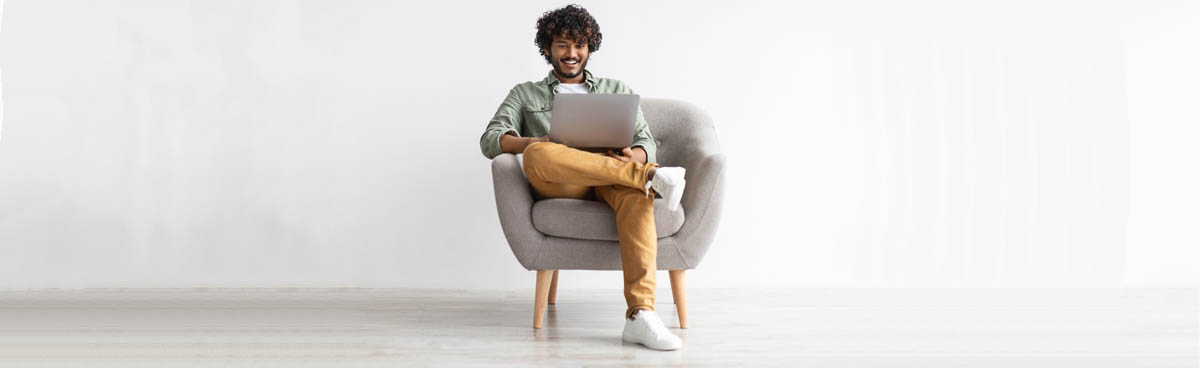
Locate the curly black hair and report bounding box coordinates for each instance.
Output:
[535,5,602,64]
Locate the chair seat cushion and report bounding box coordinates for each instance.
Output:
[531,198,685,241]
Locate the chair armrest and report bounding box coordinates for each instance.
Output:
[673,151,726,268]
[490,153,544,268]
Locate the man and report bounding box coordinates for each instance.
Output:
[478,5,687,351]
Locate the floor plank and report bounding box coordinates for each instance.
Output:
[0,288,1195,367]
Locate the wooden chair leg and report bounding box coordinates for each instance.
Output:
[533,270,555,329]
[669,270,689,328]
[548,270,559,305]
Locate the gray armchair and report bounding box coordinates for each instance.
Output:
[489,98,725,329]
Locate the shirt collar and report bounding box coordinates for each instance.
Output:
[544,69,597,93]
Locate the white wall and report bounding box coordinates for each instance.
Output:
[1,0,1197,289]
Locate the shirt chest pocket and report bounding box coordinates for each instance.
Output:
[523,105,553,134]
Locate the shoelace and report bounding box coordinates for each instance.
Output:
[645,165,664,199]
[645,173,671,199]
[639,313,672,338]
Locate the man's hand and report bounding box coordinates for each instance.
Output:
[607,146,647,164]
[526,135,550,152]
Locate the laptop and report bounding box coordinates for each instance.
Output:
[548,93,640,149]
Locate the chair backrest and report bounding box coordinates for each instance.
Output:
[640,98,721,167]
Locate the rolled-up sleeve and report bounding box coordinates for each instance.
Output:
[631,106,657,164]
[480,86,524,159]
[621,83,657,164]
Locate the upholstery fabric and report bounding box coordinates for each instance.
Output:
[531,198,685,241]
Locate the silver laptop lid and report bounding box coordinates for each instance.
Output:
[548,93,640,148]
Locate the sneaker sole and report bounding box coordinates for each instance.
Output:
[622,338,682,351]
[664,179,685,211]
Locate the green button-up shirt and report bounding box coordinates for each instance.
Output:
[479,70,657,163]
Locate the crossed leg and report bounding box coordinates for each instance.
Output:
[522,141,660,318]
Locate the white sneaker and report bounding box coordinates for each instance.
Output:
[647,167,686,211]
[622,310,683,351]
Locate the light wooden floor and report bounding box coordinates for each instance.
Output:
[0,288,1195,367]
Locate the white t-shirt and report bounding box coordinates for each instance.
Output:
[555,83,589,94]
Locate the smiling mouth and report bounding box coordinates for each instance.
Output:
[561,59,580,66]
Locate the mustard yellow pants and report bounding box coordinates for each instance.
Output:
[521,142,660,318]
